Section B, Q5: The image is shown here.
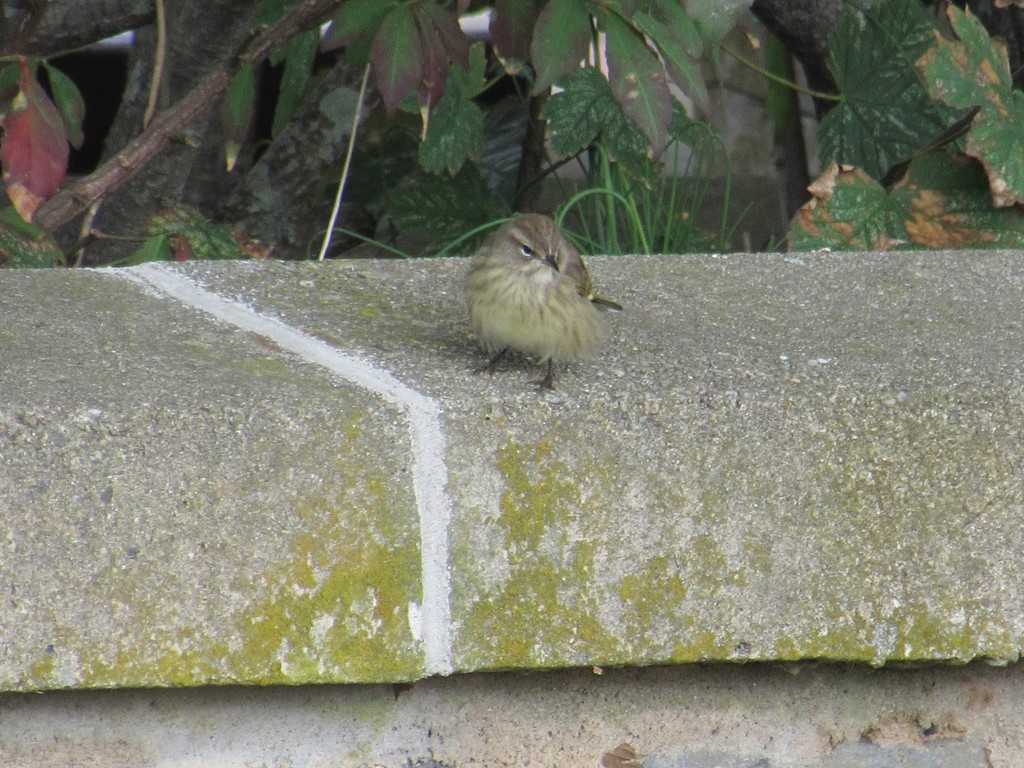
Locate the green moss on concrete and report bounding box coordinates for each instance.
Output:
[769,602,1019,665]
[230,482,424,684]
[688,534,749,589]
[457,439,621,669]
[670,629,734,662]
[218,437,423,684]
[454,385,1024,671]
[27,651,56,682]
[15,357,1024,689]
[618,554,688,631]
[18,409,425,691]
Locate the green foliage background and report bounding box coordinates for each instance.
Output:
[321,0,1024,256]
[1,0,1022,265]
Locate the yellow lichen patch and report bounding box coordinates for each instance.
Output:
[229,477,424,684]
[617,554,688,632]
[456,440,620,669]
[19,409,426,691]
[26,651,56,684]
[769,600,1018,666]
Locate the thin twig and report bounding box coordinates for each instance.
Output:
[317,62,370,262]
[142,0,167,129]
[73,199,102,266]
[73,0,165,261]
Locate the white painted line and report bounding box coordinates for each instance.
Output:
[117,263,454,677]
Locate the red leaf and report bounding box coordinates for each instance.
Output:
[173,233,194,261]
[370,5,424,114]
[415,2,468,70]
[0,59,69,222]
[413,2,469,108]
[491,0,538,68]
[603,11,671,152]
[418,35,449,109]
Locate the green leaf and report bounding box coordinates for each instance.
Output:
[322,0,397,54]
[0,205,63,267]
[966,102,1024,208]
[542,66,649,166]
[271,27,319,138]
[633,0,707,108]
[531,0,592,94]
[764,35,793,140]
[42,64,85,149]
[449,42,487,99]
[819,0,960,180]
[682,0,752,49]
[125,234,173,266]
[601,8,671,154]
[147,205,245,260]
[490,0,539,73]
[788,153,1024,251]
[221,63,256,171]
[788,163,904,251]
[419,91,483,174]
[641,0,702,57]
[387,163,504,246]
[917,5,1024,207]
[480,96,531,206]
[0,62,22,105]
[371,5,424,115]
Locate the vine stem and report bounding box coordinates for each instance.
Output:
[720,41,841,102]
[142,0,167,129]
[317,62,371,262]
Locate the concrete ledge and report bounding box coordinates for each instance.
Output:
[1,663,1018,767]
[2,252,1023,691]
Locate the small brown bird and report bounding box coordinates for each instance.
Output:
[465,214,622,390]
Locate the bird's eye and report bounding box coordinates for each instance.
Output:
[519,244,533,257]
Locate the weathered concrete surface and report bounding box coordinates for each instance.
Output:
[1,253,1023,691]
[0,662,1020,767]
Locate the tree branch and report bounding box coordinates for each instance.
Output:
[23,0,154,56]
[35,0,342,232]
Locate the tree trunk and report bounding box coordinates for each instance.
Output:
[23,0,155,55]
[80,1,259,264]
[218,60,378,257]
[751,0,844,116]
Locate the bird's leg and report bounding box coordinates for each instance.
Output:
[534,359,556,391]
[475,347,510,375]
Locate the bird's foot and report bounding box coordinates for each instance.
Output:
[474,347,510,376]
[533,360,556,391]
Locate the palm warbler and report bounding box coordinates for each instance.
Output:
[465,214,622,390]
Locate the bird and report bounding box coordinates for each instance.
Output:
[465,213,622,390]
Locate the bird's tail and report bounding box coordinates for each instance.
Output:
[590,293,623,311]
